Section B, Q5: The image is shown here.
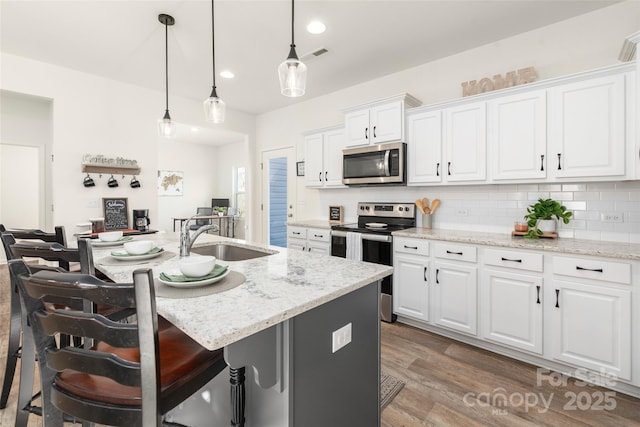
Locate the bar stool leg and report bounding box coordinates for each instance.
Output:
[230,366,245,427]
[1,285,22,409]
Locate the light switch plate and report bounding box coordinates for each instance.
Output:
[332,323,352,353]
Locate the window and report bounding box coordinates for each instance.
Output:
[234,166,246,217]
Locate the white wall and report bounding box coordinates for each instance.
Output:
[0,53,256,240]
[254,1,640,243]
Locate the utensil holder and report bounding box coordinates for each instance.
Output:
[422,214,433,229]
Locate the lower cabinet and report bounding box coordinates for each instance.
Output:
[287,226,331,255]
[481,269,543,354]
[432,260,477,336]
[392,237,637,391]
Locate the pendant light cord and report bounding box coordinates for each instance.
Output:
[211,0,216,89]
[290,0,295,47]
[164,19,169,112]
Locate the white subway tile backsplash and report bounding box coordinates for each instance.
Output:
[549,191,574,201]
[601,191,627,201]
[527,192,550,200]
[573,191,600,201]
[563,201,587,211]
[539,184,562,191]
[600,231,630,243]
[574,230,602,241]
[586,182,616,191]
[562,184,587,191]
[517,184,539,191]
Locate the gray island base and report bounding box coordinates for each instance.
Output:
[165,281,381,427]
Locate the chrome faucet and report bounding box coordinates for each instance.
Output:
[180,216,219,257]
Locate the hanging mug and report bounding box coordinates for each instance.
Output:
[130,176,141,188]
[107,175,119,188]
[83,174,95,187]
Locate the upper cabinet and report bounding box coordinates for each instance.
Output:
[488,90,547,181]
[406,63,636,186]
[343,94,421,147]
[304,126,346,188]
[548,74,626,179]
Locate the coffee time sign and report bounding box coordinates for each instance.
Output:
[461,66,537,97]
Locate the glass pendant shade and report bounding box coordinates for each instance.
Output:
[204,87,226,123]
[158,110,176,137]
[278,51,307,97]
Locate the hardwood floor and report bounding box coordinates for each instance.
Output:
[1,263,639,426]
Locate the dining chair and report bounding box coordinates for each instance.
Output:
[189,207,217,231]
[10,261,229,426]
[0,227,69,412]
[2,236,131,427]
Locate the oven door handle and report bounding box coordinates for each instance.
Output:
[383,150,391,176]
[331,230,392,243]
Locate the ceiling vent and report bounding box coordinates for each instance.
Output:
[301,47,328,61]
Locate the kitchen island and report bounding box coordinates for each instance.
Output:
[91,232,393,427]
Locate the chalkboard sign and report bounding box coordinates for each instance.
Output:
[102,197,129,230]
[329,205,343,223]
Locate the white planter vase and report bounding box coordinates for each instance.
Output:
[537,219,557,233]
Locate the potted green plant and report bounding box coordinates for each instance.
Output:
[523,198,572,238]
[215,206,226,216]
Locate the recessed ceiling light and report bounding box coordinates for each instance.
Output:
[191,127,199,132]
[307,21,326,34]
[220,70,235,79]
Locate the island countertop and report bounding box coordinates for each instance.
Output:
[90,232,392,350]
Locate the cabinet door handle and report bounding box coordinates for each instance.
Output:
[292,232,301,235]
[436,162,440,177]
[446,250,463,256]
[403,245,418,250]
[536,286,541,304]
[447,161,452,176]
[423,266,428,282]
[576,266,603,273]
[557,153,562,170]
[325,171,328,181]
[319,172,322,182]
[501,257,522,263]
[365,127,368,140]
[540,154,545,171]
[436,269,440,284]
[555,289,560,308]
[314,234,323,238]
[373,126,377,138]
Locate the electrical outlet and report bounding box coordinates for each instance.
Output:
[456,209,469,217]
[601,212,623,223]
[331,323,352,353]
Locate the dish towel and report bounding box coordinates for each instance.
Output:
[346,232,362,261]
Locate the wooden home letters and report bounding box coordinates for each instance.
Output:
[461,67,537,97]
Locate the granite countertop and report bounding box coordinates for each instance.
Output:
[286,219,336,229]
[393,228,640,261]
[91,232,392,350]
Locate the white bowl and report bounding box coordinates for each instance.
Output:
[98,231,123,242]
[179,256,216,278]
[123,240,154,255]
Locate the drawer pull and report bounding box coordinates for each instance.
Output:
[292,232,301,235]
[423,266,428,282]
[446,250,463,255]
[501,257,522,263]
[404,245,418,250]
[576,266,603,273]
[436,269,440,284]
[555,289,560,308]
[314,234,324,238]
[536,286,541,304]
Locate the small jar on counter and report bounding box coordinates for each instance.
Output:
[514,221,529,232]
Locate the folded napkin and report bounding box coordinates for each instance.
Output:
[160,264,229,283]
[111,247,164,257]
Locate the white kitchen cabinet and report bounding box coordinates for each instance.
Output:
[431,242,478,335]
[286,225,331,254]
[407,110,443,184]
[548,73,626,178]
[304,126,346,188]
[393,237,430,321]
[488,90,547,181]
[443,101,487,182]
[548,255,632,380]
[343,94,421,147]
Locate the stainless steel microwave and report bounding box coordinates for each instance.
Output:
[342,142,406,185]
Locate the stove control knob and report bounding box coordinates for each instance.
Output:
[398,207,404,211]
[365,206,370,210]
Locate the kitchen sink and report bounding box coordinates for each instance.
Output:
[191,243,277,261]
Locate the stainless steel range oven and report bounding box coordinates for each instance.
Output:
[331,202,416,322]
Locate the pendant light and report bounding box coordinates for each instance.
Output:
[278,0,306,97]
[158,13,176,137]
[203,0,225,123]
